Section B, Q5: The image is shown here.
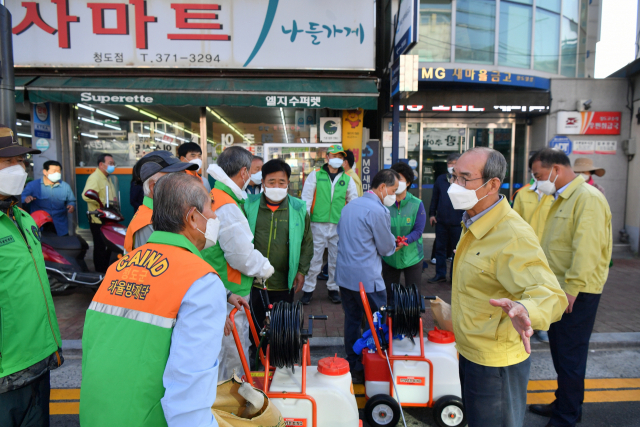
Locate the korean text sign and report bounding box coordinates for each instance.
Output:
[557,111,621,135]
[418,66,550,90]
[8,0,375,70]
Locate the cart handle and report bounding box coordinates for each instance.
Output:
[359,282,386,360]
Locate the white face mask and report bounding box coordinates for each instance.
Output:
[447,180,490,211]
[0,164,28,196]
[582,173,591,181]
[447,166,454,174]
[536,169,558,195]
[381,186,397,207]
[264,186,288,202]
[251,171,262,184]
[189,158,203,170]
[241,168,251,191]
[194,209,221,250]
[47,172,62,183]
[328,158,344,169]
[396,181,407,194]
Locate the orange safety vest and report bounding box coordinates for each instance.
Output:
[124,202,154,253]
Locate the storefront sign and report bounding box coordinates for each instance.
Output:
[361,140,380,192]
[319,118,341,143]
[572,140,595,154]
[342,109,364,176]
[423,128,461,152]
[549,136,572,155]
[35,138,50,152]
[595,140,617,154]
[557,111,621,135]
[418,66,550,90]
[33,103,52,139]
[9,0,375,70]
[394,0,419,58]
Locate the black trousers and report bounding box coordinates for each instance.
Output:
[381,260,423,303]
[0,371,50,427]
[435,223,461,278]
[250,287,294,341]
[548,292,601,427]
[89,222,111,273]
[459,355,531,427]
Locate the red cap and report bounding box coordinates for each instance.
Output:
[428,327,455,344]
[318,355,350,376]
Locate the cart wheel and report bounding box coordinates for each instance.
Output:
[433,395,465,427]
[365,394,401,427]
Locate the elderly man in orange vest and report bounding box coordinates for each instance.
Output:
[124,151,199,253]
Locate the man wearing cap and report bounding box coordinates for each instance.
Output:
[124,151,199,253]
[0,125,64,426]
[573,158,606,197]
[301,144,359,304]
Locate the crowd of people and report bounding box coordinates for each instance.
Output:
[0,121,613,427]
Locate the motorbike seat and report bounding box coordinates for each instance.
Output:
[41,232,87,251]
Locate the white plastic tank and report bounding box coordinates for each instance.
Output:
[269,356,359,427]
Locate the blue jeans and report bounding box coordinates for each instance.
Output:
[339,286,387,372]
[435,223,462,278]
[549,292,601,427]
[459,355,531,427]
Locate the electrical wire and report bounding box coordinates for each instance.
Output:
[269,301,304,369]
[389,283,422,338]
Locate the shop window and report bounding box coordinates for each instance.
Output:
[412,0,452,62]
[537,0,561,13]
[560,16,578,77]
[534,7,560,73]
[562,0,579,23]
[498,1,533,69]
[455,0,496,64]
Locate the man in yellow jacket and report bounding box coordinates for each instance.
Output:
[530,148,612,427]
[450,147,567,427]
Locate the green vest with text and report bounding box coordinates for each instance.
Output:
[245,194,306,290]
[310,168,351,224]
[382,192,424,269]
[201,181,254,297]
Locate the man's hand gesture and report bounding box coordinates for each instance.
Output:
[228,294,250,312]
[489,299,534,354]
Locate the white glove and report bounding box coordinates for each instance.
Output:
[261,264,275,280]
[238,382,265,418]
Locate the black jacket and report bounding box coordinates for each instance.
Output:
[429,174,464,226]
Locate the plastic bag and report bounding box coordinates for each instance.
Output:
[212,377,284,427]
[430,297,453,332]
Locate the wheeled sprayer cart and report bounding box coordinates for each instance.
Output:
[229,295,362,427]
[358,282,465,427]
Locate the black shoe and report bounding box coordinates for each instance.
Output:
[317,272,329,281]
[351,369,365,384]
[328,290,342,304]
[427,276,447,283]
[301,291,313,305]
[529,403,554,417]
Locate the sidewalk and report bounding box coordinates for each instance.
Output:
[53,257,640,341]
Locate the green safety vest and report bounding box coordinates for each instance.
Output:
[201,181,254,297]
[245,194,307,290]
[383,192,424,269]
[0,203,62,376]
[310,168,351,224]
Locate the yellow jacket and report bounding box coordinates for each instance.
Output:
[540,176,612,296]
[345,168,363,197]
[512,184,554,241]
[452,198,567,367]
[82,169,118,224]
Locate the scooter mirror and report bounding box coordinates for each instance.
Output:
[84,189,104,208]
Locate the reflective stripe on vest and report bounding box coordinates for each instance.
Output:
[88,301,175,329]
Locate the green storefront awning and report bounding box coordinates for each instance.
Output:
[15,76,37,103]
[26,76,379,110]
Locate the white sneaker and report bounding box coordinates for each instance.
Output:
[431,258,436,264]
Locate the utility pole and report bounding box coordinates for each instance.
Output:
[0,4,14,135]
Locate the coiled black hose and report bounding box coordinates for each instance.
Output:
[269,300,304,369]
[390,283,422,337]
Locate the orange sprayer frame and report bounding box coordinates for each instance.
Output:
[230,307,318,427]
[359,282,435,408]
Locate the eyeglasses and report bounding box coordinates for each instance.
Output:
[449,173,486,188]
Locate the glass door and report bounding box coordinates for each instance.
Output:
[468,124,515,199]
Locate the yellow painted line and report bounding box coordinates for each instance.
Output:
[528,378,640,391]
[51,389,81,400]
[356,396,367,409]
[353,384,365,395]
[50,402,80,415]
[528,389,640,405]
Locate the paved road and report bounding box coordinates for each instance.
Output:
[50,346,640,426]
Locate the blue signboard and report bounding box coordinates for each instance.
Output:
[361,140,380,192]
[418,66,550,90]
[33,103,52,139]
[394,0,419,58]
[549,136,573,155]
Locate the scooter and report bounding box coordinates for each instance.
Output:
[83,189,127,258]
[31,210,104,295]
